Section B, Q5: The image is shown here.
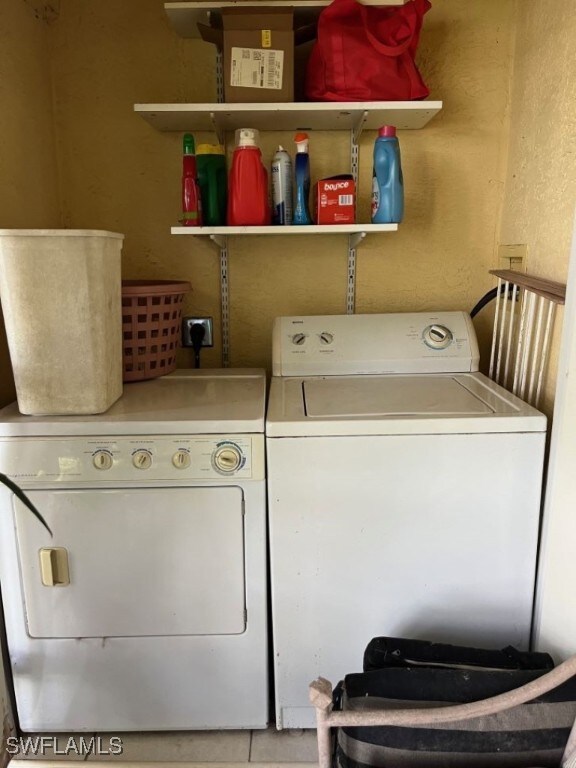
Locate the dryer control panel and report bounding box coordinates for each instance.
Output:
[272,312,480,377]
[0,434,264,484]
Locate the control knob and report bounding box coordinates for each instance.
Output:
[93,450,113,471]
[319,332,334,345]
[423,324,453,350]
[172,449,191,469]
[291,333,306,346]
[213,444,243,473]
[132,450,153,470]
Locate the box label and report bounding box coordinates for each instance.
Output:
[230,47,284,89]
[261,29,272,48]
[316,178,356,225]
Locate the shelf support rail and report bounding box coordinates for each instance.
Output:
[212,52,229,363]
[347,112,368,314]
[212,51,225,141]
[216,50,224,104]
[210,234,231,367]
[347,233,366,314]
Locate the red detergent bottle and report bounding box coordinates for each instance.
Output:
[227,128,270,226]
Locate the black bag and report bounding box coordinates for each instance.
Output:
[334,638,573,768]
[336,666,576,768]
[363,636,555,673]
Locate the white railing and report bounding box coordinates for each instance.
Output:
[489,269,566,408]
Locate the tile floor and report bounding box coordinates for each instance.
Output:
[16,729,318,764]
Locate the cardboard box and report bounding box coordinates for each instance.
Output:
[199,8,294,103]
[316,176,356,225]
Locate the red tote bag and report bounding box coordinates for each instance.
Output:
[306,0,431,102]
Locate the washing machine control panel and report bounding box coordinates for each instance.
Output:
[0,435,264,483]
[273,312,480,376]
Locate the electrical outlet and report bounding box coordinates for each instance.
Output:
[182,317,213,347]
[498,244,527,271]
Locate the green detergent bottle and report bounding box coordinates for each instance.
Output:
[196,144,227,226]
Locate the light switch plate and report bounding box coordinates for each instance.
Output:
[498,243,527,271]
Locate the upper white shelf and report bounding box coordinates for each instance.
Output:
[165,0,408,38]
[135,101,443,133]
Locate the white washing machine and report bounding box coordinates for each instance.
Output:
[266,313,547,729]
[0,369,268,732]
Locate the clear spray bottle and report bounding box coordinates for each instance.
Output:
[271,146,293,225]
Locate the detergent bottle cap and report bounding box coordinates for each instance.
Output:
[183,133,196,155]
[378,125,397,137]
[236,128,259,147]
[294,132,309,153]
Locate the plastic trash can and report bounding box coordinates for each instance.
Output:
[0,229,123,415]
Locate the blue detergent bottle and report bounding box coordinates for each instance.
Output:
[371,125,404,224]
[293,132,312,225]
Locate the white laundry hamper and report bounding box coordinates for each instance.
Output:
[0,229,124,415]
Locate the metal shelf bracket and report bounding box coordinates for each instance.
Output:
[349,231,366,250]
[209,234,228,249]
[209,112,224,144]
[352,110,369,145]
[350,113,368,185]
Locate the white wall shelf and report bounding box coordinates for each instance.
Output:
[135,100,441,364]
[135,101,443,134]
[171,224,398,236]
[165,0,408,38]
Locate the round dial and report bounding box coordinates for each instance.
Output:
[213,445,243,474]
[423,324,453,350]
[93,450,113,471]
[291,333,306,346]
[132,450,153,470]
[172,449,191,469]
[320,332,334,345]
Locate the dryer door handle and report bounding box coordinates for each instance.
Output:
[39,547,70,587]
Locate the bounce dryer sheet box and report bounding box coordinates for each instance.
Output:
[198,8,294,103]
[316,176,356,224]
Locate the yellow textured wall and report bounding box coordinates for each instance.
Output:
[498,0,576,415]
[50,0,222,368]
[49,0,517,370]
[0,1,60,407]
[0,0,60,748]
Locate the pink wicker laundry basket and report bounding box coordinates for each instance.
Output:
[121,280,191,382]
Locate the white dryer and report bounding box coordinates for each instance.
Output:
[0,369,268,731]
[266,313,547,729]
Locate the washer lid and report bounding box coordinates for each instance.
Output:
[266,372,547,436]
[304,376,492,417]
[0,369,266,436]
